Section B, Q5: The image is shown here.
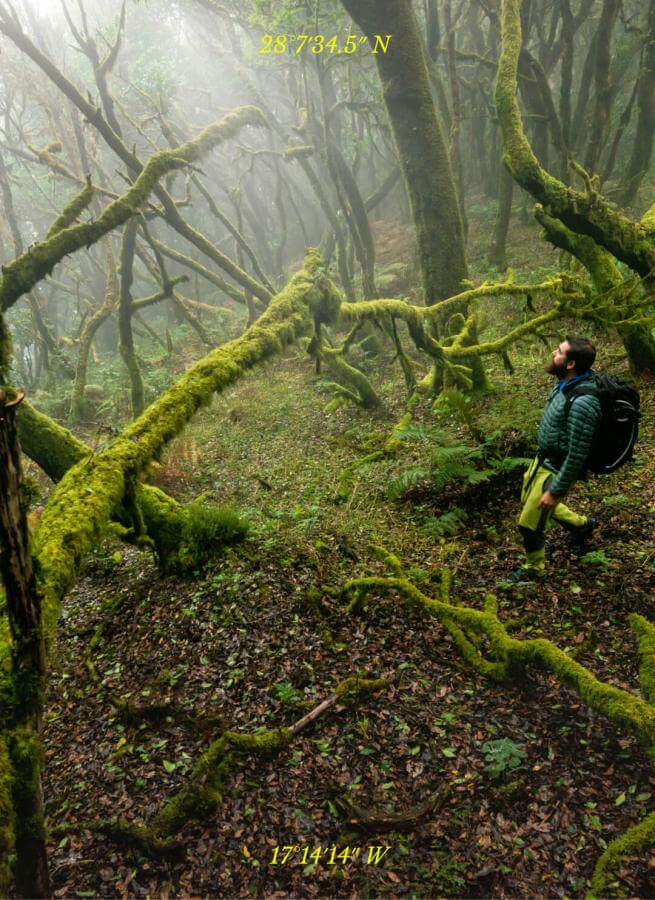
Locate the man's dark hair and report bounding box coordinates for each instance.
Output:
[565,335,596,373]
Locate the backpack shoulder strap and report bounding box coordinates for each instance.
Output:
[562,378,599,418]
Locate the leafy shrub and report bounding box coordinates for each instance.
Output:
[482,738,526,779]
[160,503,249,574]
[388,418,529,502]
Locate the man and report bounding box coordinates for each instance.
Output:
[514,336,601,580]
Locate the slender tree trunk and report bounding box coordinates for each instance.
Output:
[118,220,145,419]
[622,0,655,205]
[570,32,597,152]
[490,164,514,270]
[444,0,468,238]
[340,0,488,390]
[70,249,117,423]
[583,0,620,174]
[559,0,574,160]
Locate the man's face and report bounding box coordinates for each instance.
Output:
[546,340,574,377]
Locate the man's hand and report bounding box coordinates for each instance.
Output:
[538,490,559,510]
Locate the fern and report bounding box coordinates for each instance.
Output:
[388,467,431,500]
[393,423,454,444]
[421,508,468,538]
[430,445,484,490]
[436,388,485,443]
[489,455,531,473]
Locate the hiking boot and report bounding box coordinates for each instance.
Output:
[568,516,597,554]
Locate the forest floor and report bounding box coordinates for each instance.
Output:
[38,327,655,898]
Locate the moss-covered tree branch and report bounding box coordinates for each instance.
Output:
[32,251,338,643]
[0,106,266,318]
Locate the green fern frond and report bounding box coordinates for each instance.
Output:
[420,508,468,538]
[388,467,431,500]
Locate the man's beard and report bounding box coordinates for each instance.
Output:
[546,358,569,376]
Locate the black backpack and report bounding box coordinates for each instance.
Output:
[565,374,640,474]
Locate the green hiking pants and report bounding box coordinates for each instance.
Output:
[518,456,588,573]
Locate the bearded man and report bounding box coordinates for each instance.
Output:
[514,336,600,580]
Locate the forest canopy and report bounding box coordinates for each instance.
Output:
[1,0,655,897]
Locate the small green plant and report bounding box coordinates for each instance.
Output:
[580,549,610,568]
[427,850,467,898]
[482,738,526,779]
[603,493,632,509]
[273,681,303,709]
[388,416,529,502]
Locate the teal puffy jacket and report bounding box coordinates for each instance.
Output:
[537,372,602,496]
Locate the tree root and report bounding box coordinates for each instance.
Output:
[149,673,388,840]
[332,782,451,834]
[342,548,655,892]
[49,818,182,860]
[71,673,388,855]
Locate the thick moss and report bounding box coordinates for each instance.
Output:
[338,275,592,368]
[150,729,292,838]
[630,614,655,706]
[321,347,381,409]
[17,401,88,482]
[16,402,243,573]
[44,176,94,241]
[588,812,655,898]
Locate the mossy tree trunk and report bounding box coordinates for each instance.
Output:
[496,0,655,374]
[339,0,488,391]
[535,207,655,375]
[0,390,49,898]
[339,0,467,304]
